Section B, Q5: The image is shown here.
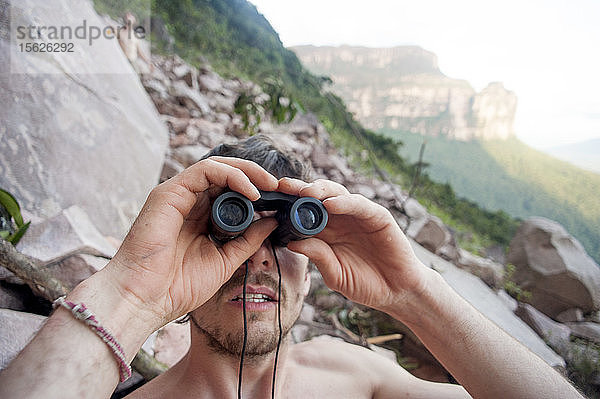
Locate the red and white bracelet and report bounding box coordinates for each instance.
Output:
[53,296,132,382]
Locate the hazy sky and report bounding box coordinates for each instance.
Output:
[250,0,600,149]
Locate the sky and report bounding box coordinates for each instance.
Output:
[250,0,600,149]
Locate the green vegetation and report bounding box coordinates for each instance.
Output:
[567,338,600,398]
[94,0,527,257]
[383,130,600,262]
[502,264,531,301]
[0,188,30,245]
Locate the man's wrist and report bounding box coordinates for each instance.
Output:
[65,262,160,363]
[384,266,453,329]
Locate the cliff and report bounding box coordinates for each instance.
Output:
[292,45,517,141]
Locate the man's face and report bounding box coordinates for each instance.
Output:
[191,213,311,358]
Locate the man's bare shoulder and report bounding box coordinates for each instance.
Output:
[290,336,397,372]
[289,337,471,399]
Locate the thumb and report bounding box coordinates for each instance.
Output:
[220,217,278,273]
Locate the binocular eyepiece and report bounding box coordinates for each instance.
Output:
[210,190,328,246]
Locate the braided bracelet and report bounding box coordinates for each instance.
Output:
[53,296,132,382]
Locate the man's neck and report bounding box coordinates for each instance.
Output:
[168,325,291,398]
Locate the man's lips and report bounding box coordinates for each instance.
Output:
[228,285,278,302]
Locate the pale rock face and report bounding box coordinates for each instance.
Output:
[0,0,168,240]
[16,206,116,265]
[507,217,600,318]
[292,45,517,141]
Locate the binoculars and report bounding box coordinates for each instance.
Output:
[210,190,328,246]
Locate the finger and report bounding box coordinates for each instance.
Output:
[219,217,279,275]
[207,156,279,192]
[323,193,389,221]
[278,177,311,196]
[166,158,271,220]
[287,237,344,292]
[298,179,350,200]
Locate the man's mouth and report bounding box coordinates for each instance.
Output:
[230,293,277,303]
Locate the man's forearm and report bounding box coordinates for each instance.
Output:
[0,264,155,399]
[393,267,583,399]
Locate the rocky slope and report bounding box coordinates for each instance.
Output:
[1,2,599,393]
[292,45,517,141]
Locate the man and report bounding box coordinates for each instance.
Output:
[0,135,583,398]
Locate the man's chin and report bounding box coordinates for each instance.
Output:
[191,314,280,358]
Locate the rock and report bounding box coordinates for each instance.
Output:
[0,0,168,240]
[198,72,223,93]
[214,112,232,126]
[374,183,396,201]
[565,322,600,345]
[209,93,236,114]
[437,235,459,262]
[46,254,108,291]
[160,158,185,183]
[497,289,518,312]
[154,97,191,118]
[16,206,116,265]
[403,198,428,220]
[190,119,227,140]
[169,81,211,115]
[161,116,190,135]
[455,249,504,288]
[170,134,193,148]
[410,238,565,367]
[507,217,600,318]
[142,79,169,99]
[153,321,190,367]
[299,303,316,323]
[407,216,450,253]
[514,303,572,351]
[314,292,346,310]
[0,309,46,370]
[171,145,211,168]
[556,308,584,323]
[0,283,27,311]
[173,64,198,91]
[291,324,312,343]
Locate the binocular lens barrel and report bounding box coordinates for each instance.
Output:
[210,191,328,245]
[211,192,254,239]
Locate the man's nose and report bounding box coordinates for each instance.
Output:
[247,240,274,271]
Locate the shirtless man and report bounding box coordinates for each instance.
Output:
[0,136,583,398]
[117,12,153,73]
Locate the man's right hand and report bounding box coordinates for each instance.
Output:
[104,156,279,330]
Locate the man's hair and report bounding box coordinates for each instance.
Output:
[202,134,311,181]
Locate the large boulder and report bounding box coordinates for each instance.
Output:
[507,217,600,318]
[410,238,565,368]
[0,0,168,240]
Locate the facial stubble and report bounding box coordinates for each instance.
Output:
[191,270,304,359]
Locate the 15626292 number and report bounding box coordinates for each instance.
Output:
[19,42,74,53]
